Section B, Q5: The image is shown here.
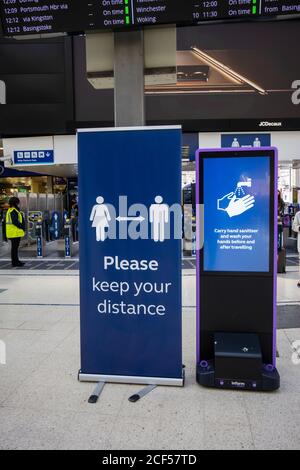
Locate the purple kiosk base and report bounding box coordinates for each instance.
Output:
[196,148,280,392]
[197,362,280,392]
[196,335,280,392]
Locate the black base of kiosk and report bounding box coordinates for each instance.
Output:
[197,332,280,392]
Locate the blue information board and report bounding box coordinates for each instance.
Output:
[78,127,183,385]
[203,156,271,273]
[14,150,54,165]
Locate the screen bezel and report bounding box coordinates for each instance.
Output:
[197,148,276,277]
[0,2,299,37]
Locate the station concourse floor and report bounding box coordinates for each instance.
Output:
[0,263,299,450]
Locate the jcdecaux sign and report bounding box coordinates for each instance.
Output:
[78,127,183,386]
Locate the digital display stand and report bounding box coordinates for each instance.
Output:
[196,148,280,392]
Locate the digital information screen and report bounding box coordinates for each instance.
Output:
[203,155,271,273]
[0,1,300,37]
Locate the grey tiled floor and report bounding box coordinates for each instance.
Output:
[0,258,192,271]
[0,270,299,450]
[0,255,298,271]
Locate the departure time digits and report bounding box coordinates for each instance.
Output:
[0,1,300,36]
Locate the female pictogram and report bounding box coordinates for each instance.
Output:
[90,196,111,242]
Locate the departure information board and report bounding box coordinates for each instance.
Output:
[1,1,300,36]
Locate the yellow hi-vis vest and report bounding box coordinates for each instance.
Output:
[6,208,25,239]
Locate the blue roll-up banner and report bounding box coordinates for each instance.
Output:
[78,127,183,386]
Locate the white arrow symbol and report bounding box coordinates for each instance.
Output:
[116,216,145,222]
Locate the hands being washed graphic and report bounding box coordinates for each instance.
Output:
[217,192,255,218]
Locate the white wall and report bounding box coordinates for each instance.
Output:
[3,136,54,162]
[3,130,300,167]
[272,132,300,161]
[198,131,300,162]
[3,135,77,166]
[53,135,77,164]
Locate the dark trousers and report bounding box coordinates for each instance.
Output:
[10,237,21,265]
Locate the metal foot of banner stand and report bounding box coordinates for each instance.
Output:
[88,381,106,404]
[129,385,157,403]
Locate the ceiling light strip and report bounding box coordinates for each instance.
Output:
[191,46,267,95]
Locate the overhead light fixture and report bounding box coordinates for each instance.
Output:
[146,89,257,95]
[191,46,267,95]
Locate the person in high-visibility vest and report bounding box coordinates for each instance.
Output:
[5,197,25,267]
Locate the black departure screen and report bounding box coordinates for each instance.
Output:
[0,1,299,36]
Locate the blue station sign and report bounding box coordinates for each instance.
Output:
[14,150,54,165]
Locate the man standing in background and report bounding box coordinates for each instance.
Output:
[5,197,26,267]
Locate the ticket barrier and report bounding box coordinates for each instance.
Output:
[72,217,79,243]
[183,204,195,256]
[278,222,286,274]
[0,212,7,245]
[28,212,44,258]
[35,219,44,259]
[63,218,78,258]
[43,214,51,243]
[49,212,61,241]
[43,212,58,243]
[42,211,61,243]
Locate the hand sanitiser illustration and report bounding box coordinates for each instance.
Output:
[235,178,252,198]
[217,178,255,218]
